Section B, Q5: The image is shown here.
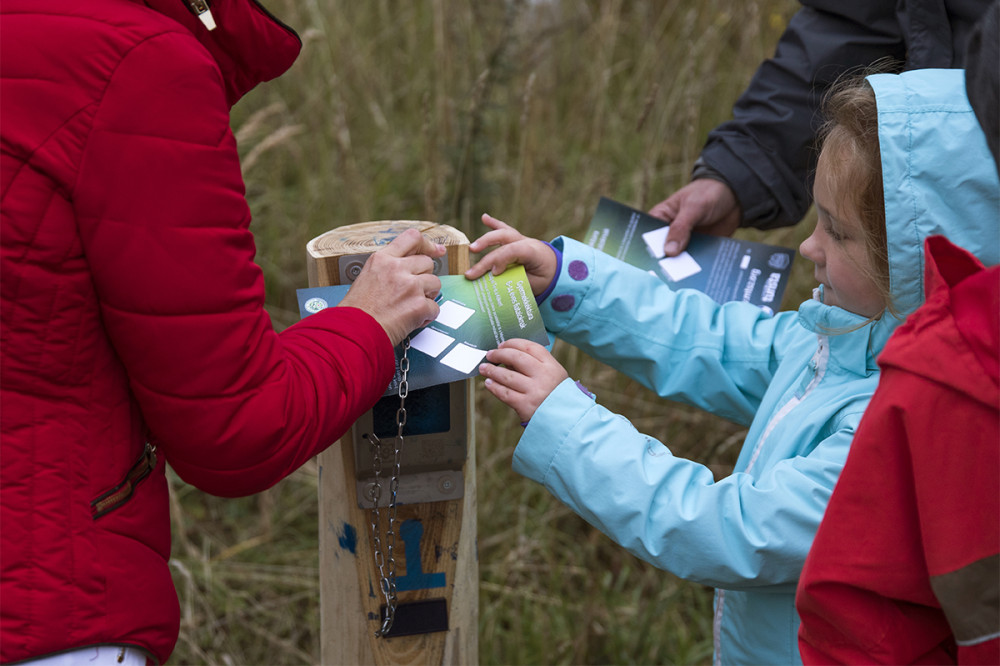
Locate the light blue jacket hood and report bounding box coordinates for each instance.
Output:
[877,70,1000,300]
[871,69,997,344]
[510,69,998,666]
[800,68,999,362]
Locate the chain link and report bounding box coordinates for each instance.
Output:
[365,337,409,638]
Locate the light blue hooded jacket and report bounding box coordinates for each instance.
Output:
[511,69,1000,665]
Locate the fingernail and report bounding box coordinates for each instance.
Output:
[483,378,493,386]
[665,241,679,255]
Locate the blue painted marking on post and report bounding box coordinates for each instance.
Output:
[338,522,357,555]
[395,519,446,592]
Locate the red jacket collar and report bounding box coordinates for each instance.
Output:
[140,0,301,106]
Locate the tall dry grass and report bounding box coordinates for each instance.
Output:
[167,1,814,664]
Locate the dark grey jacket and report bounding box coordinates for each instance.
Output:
[699,0,991,229]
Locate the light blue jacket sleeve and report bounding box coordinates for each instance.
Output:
[517,237,867,589]
[513,377,858,590]
[540,237,802,425]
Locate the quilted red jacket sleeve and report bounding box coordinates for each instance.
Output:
[73,29,394,497]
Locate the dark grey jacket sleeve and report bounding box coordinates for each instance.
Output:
[700,1,905,230]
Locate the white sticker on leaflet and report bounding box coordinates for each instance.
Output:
[436,300,476,329]
[440,343,488,374]
[658,252,702,282]
[410,327,454,358]
[641,226,671,259]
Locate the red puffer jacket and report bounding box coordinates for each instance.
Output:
[0,1,394,662]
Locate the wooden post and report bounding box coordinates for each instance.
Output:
[307,221,478,666]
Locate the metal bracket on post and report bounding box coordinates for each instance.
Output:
[337,252,448,285]
[352,382,467,508]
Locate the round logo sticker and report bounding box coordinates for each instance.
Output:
[304,297,329,314]
[768,253,790,270]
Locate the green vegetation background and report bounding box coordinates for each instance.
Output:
[167,1,817,663]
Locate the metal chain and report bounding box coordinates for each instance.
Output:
[365,337,409,638]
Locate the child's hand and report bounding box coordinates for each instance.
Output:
[465,214,558,297]
[479,338,569,423]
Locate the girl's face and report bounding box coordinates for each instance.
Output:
[799,149,885,318]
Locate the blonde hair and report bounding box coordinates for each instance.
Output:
[817,74,896,318]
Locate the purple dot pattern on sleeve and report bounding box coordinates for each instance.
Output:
[552,294,575,312]
[568,260,589,281]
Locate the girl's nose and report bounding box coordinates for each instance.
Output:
[799,228,822,265]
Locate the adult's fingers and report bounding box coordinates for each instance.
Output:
[415,298,441,331]
[381,227,446,258]
[650,192,695,256]
[663,207,698,257]
[648,197,679,223]
[419,273,442,299]
[390,252,438,276]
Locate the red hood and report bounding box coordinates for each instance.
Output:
[140,0,301,106]
[878,236,1000,410]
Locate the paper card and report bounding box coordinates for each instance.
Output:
[410,327,455,358]
[584,197,797,311]
[440,343,489,374]
[436,300,476,329]
[658,252,702,282]
[297,264,549,395]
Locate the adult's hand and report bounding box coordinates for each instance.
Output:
[648,178,742,256]
[465,214,558,297]
[338,228,446,346]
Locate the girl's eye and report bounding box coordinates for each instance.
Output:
[822,221,843,242]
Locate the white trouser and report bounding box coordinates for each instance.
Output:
[17,646,148,666]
